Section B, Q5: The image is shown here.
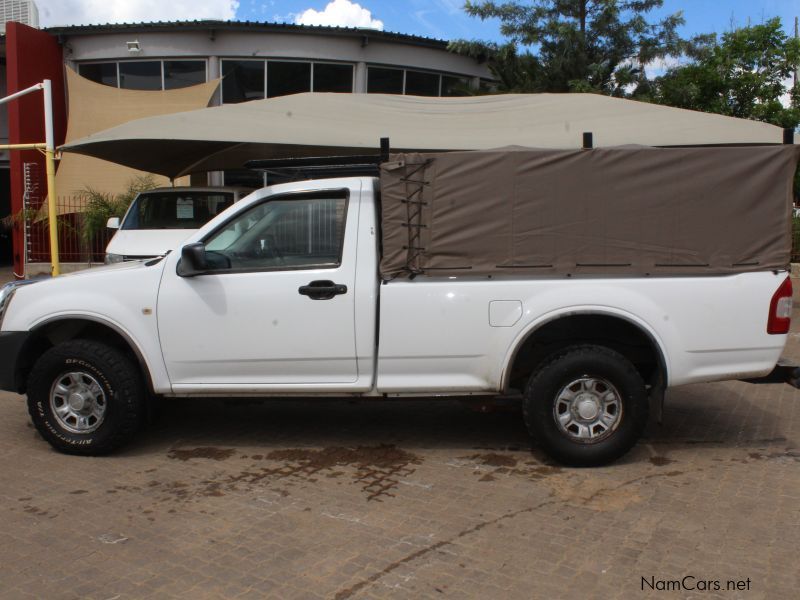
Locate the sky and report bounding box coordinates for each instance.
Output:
[35,1,800,43]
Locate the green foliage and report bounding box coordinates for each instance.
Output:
[451,0,684,95]
[651,18,800,129]
[78,174,158,242]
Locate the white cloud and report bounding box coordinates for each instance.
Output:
[295,0,383,30]
[37,0,239,27]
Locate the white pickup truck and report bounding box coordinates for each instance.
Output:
[0,145,797,466]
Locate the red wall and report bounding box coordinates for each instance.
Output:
[5,22,67,277]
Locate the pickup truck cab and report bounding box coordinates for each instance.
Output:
[0,174,795,466]
[104,186,246,263]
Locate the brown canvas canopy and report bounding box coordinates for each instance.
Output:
[379,145,800,279]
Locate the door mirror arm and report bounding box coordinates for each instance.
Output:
[177,242,208,277]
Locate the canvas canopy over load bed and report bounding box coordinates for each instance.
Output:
[378,144,800,280]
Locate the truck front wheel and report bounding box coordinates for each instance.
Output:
[27,340,144,455]
[523,345,649,467]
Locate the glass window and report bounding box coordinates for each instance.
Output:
[442,75,470,97]
[405,70,440,96]
[222,60,265,103]
[118,61,162,90]
[79,63,118,87]
[313,63,353,93]
[122,191,234,230]
[367,67,404,94]
[164,61,206,89]
[267,61,311,98]
[204,195,347,271]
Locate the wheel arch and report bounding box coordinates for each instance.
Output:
[16,316,155,395]
[501,309,669,394]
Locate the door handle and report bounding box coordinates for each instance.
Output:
[298,280,348,300]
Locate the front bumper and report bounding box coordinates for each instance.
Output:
[742,357,800,388]
[0,331,30,393]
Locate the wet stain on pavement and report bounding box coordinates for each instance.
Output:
[649,456,675,466]
[168,447,237,461]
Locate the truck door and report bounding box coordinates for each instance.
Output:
[157,186,360,391]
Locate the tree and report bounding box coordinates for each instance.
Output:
[450,0,684,95]
[651,18,800,129]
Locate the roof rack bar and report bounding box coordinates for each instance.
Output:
[245,137,391,171]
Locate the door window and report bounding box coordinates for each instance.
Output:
[204,194,348,271]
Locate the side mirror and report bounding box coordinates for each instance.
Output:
[177,242,208,277]
[106,217,120,229]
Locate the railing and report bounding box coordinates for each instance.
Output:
[26,196,113,264]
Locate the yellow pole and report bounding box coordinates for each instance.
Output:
[45,148,60,276]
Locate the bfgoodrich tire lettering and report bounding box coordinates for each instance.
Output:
[523,345,649,467]
[27,340,144,455]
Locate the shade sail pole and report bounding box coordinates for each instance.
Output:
[43,79,60,276]
[0,79,60,276]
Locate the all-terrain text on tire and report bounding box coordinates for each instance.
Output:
[26,340,145,455]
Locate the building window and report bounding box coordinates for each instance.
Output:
[119,61,163,90]
[221,60,265,103]
[367,66,473,96]
[313,63,353,93]
[442,75,470,97]
[78,62,118,87]
[164,60,206,90]
[267,61,311,98]
[367,67,404,94]
[405,70,440,97]
[79,60,209,91]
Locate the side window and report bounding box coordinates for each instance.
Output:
[204,195,348,271]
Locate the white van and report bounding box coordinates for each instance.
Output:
[104,187,247,263]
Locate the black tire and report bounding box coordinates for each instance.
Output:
[27,340,145,455]
[523,345,648,467]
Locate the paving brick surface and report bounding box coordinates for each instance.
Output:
[1,292,799,598]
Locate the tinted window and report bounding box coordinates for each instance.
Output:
[204,196,347,271]
[267,61,311,98]
[164,61,206,89]
[313,63,353,93]
[222,60,265,103]
[405,70,440,96]
[442,75,470,97]
[119,61,162,90]
[122,192,234,230]
[367,67,403,94]
[79,63,118,87]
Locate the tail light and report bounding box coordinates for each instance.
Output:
[767,276,793,334]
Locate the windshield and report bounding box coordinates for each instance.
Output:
[121,191,234,230]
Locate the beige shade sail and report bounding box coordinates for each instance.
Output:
[60,92,795,179]
[379,145,800,279]
[53,68,220,214]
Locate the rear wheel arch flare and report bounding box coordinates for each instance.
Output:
[503,311,668,393]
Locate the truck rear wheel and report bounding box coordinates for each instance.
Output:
[27,340,144,455]
[523,345,648,467]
